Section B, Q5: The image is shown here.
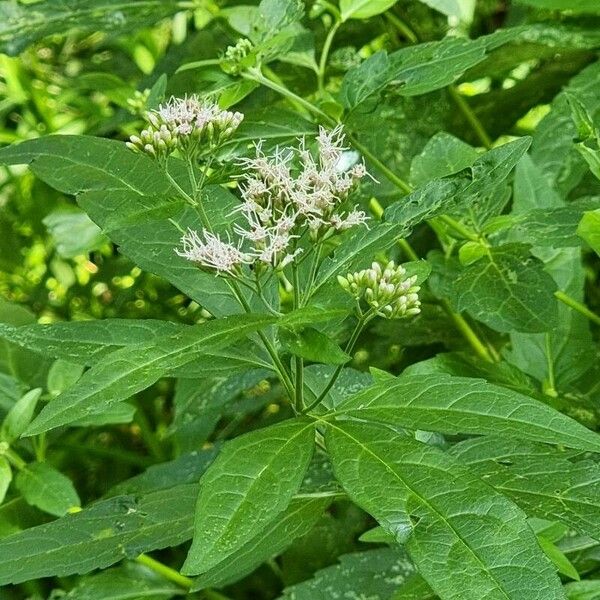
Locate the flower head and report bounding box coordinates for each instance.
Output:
[175,126,371,275]
[175,229,251,274]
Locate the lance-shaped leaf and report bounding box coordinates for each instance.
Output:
[0,1,182,56]
[340,30,520,108]
[326,421,565,600]
[0,484,198,585]
[514,0,600,13]
[192,496,329,589]
[0,320,184,365]
[451,436,600,542]
[333,372,600,452]
[385,138,531,233]
[0,319,266,377]
[183,419,315,575]
[25,314,276,436]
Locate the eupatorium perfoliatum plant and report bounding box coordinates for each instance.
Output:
[0,1,600,599]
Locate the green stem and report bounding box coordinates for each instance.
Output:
[555,290,600,326]
[2,446,26,470]
[302,244,322,305]
[347,134,412,194]
[292,263,304,412]
[226,280,296,400]
[448,85,493,150]
[164,168,197,206]
[318,20,341,92]
[186,158,212,231]
[135,554,192,590]
[243,69,333,124]
[438,214,480,242]
[440,299,494,363]
[302,316,368,414]
[385,12,418,43]
[262,66,312,117]
[543,332,558,398]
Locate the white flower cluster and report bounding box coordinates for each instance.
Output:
[127,95,243,158]
[176,126,370,275]
[338,261,421,319]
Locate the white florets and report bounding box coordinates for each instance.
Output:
[175,229,251,274]
[175,126,371,275]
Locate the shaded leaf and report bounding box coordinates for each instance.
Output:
[16,462,80,517]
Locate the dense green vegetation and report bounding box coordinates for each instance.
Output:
[1,0,600,599]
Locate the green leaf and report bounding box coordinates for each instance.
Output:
[311,223,405,303]
[43,210,107,258]
[326,421,565,600]
[15,462,80,517]
[192,496,329,589]
[501,206,593,248]
[340,30,520,108]
[333,372,600,452]
[531,61,600,195]
[47,360,85,397]
[410,132,479,187]
[537,536,580,581]
[108,447,220,497]
[565,581,600,599]
[1,388,41,442]
[439,244,558,333]
[278,548,415,599]
[24,314,276,436]
[64,563,184,600]
[340,0,398,21]
[578,209,600,255]
[515,0,600,13]
[0,319,264,377]
[183,418,315,575]
[0,456,11,505]
[451,436,600,542]
[280,327,350,365]
[0,0,182,56]
[0,484,197,585]
[385,138,531,232]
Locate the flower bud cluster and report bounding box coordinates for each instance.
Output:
[221,39,254,75]
[127,95,243,159]
[175,126,370,275]
[338,261,421,319]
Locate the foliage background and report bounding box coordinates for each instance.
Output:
[0,0,600,599]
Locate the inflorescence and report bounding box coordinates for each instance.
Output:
[175,125,370,274]
[338,261,421,319]
[127,95,244,159]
